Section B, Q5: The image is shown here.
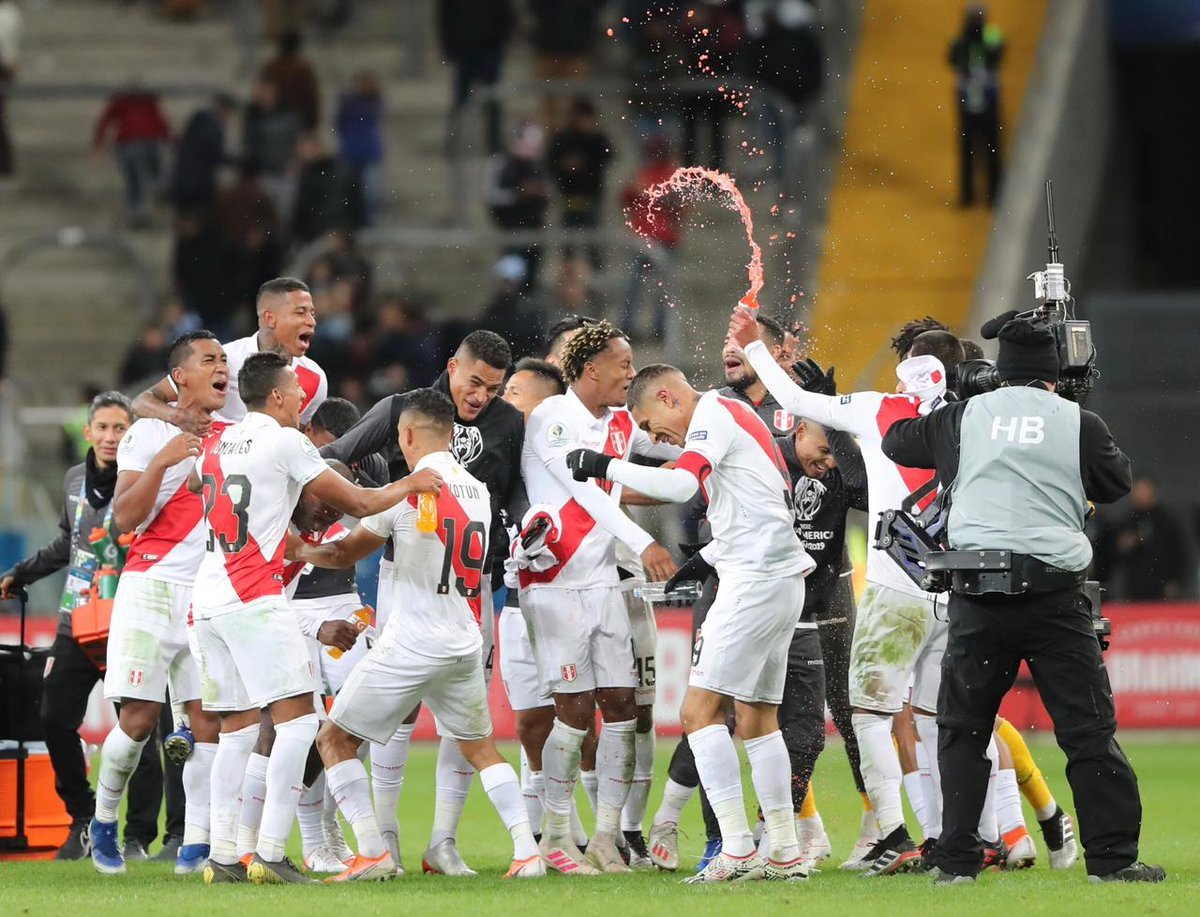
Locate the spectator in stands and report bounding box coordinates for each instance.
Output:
[168,93,237,213]
[92,81,172,227]
[291,132,360,244]
[553,257,604,318]
[306,229,372,307]
[372,297,442,388]
[487,121,549,290]
[307,277,356,388]
[0,0,21,178]
[1092,476,1190,601]
[948,4,1005,207]
[172,210,236,333]
[214,163,284,324]
[625,1,686,142]
[621,134,682,340]
[548,96,613,269]
[261,29,321,129]
[242,78,301,211]
[159,298,202,341]
[335,71,385,224]
[119,321,171,388]
[437,0,515,155]
[477,255,546,361]
[680,2,742,172]
[529,0,601,130]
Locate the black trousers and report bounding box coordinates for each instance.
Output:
[957,105,1001,205]
[816,576,865,794]
[933,587,1142,877]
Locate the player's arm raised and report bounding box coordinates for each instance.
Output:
[303,464,443,520]
[132,377,213,436]
[112,433,202,532]
[288,524,387,570]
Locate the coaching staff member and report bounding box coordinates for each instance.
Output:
[880,313,1164,885]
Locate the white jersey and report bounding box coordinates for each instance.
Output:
[218,333,328,425]
[118,417,230,585]
[521,388,677,590]
[361,451,491,659]
[192,412,329,616]
[678,390,814,580]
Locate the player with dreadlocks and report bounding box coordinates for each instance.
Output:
[514,320,680,875]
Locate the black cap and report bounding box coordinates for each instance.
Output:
[994,318,1058,384]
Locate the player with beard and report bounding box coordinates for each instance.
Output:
[320,330,524,875]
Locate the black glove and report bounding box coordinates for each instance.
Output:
[792,358,837,395]
[566,448,612,482]
[664,551,716,593]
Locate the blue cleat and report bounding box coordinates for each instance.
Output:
[90,818,126,875]
[695,838,723,874]
[163,724,195,765]
[175,843,211,875]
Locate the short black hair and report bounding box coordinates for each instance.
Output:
[544,314,601,358]
[756,313,787,347]
[399,387,456,433]
[891,316,950,359]
[257,277,309,308]
[457,329,512,370]
[960,338,985,361]
[88,390,134,424]
[910,329,965,380]
[627,364,684,409]
[513,357,566,395]
[167,330,221,373]
[310,397,362,437]
[239,352,291,408]
[560,320,628,383]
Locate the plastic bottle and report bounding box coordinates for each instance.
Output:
[327,606,374,659]
[416,492,439,533]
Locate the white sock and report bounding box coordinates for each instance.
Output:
[541,719,586,836]
[170,697,188,732]
[690,724,753,857]
[327,758,385,858]
[861,806,881,841]
[95,726,148,822]
[653,777,695,827]
[744,731,800,862]
[236,752,270,858]
[797,811,826,845]
[257,713,319,862]
[912,713,943,839]
[853,713,905,836]
[430,737,474,847]
[481,762,539,860]
[297,773,326,857]
[978,735,1000,844]
[595,718,636,837]
[1034,799,1058,823]
[996,768,1025,836]
[182,741,216,846]
[209,723,259,865]
[519,749,544,832]
[371,723,414,840]
[570,797,589,848]
[902,770,929,838]
[580,769,599,816]
[622,729,655,833]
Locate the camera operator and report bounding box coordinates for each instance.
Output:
[880,314,1164,884]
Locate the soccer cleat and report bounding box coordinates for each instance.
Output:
[802,834,832,869]
[683,850,766,884]
[504,854,547,878]
[89,818,126,875]
[648,821,680,871]
[305,845,351,874]
[325,810,356,866]
[585,831,631,874]
[246,853,317,884]
[1087,861,1166,884]
[123,839,150,861]
[916,837,938,872]
[539,834,600,875]
[1003,827,1037,870]
[840,836,880,871]
[163,724,195,765]
[1039,807,1078,870]
[380,830,405,876]
[933,868,977,885]
[175,843,210,875]
[696,837,723,873]
[325,852,397,883]
[763,855,810,881]
[981,840,1009,872]
[862,826,922,877]
[421,838,478,876]
[623,830,653,869]
[55,820,92,861]
[202,859,248,883]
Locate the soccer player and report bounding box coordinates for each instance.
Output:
[321,330,523,875]
[191,352,441,885]
[568,363,814,883]
[730,306,964,875]
[90,331,229,876]
[133,277,327,434]
[519,321,678,874]
[292,388,545,882]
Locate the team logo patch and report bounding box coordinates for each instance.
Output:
[546,422,570,448]
[609,430,627,456]
[773,410,795,431]
[451,423,484,465]
[839,395,852,404]
[560,664,578,683]
[793,477,829,522]
[121,430,136,448]
[300,436,321,459]
[128,669,144,688]
[687,430,708,441]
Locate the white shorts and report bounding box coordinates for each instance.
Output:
[522,585,637,696]
[849,583,947,714]
[190,596,317,713]
[498,606,551,711]
[330,639,491,745]
[291,594,371,696]
[621,580,658,707]
[104,572,200,703]
[690,572,806,704]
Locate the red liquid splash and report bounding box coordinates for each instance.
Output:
[638,166,763,310]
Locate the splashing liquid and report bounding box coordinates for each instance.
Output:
[637,166,763,310]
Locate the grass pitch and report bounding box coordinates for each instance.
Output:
[1,736,1195,915]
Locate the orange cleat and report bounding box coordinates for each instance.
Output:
[503,854,547,879]
[325,852,398,883]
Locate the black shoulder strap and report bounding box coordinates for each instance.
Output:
[901,476,939,514]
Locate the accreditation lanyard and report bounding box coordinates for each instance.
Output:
[59,479,114,614]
